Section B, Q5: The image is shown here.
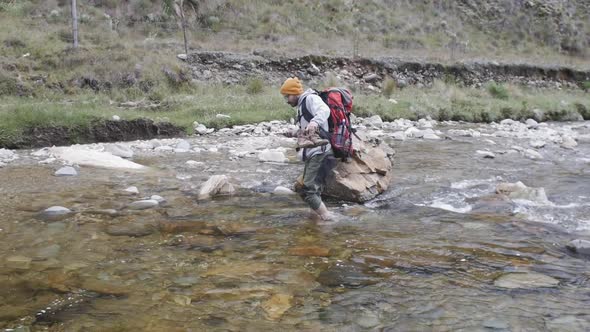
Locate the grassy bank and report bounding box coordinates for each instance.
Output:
[1,80,588,148]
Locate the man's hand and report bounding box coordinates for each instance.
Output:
[306,121,319,134]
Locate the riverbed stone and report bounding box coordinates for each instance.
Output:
[261,293,293,320]
[560,136,577,149]
[529,140,546,148]
[55,166,78,176]
[35,244,61,260]
[128,199,159,210]
[258,149,288,163]
[5,255,32,270]
[176,139,191,151]
[273,186,295,195]
[150,195,166,203]
[525,118,539,129]
[523,149,543,160]
[494,272,559,289]
[476,150,495,158]
[198,175,235,200]
[124,186,139,195]
[106,222,155,237]
[545,315,590,331]
[317,262,380,288]
[105,144,134,158]
[565,239,590,257]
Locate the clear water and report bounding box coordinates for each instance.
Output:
[1,122,589,331]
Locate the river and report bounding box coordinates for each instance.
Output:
[1,118,589,331]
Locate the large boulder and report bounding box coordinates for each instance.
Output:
[323,135,394,202]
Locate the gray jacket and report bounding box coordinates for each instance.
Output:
[297,89,331,160]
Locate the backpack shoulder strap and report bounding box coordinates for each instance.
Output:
[298,94,316,124]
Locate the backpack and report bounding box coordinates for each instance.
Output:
[301,87,354,161]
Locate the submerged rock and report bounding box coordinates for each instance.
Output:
[565,239,590,257]
[494,272,559,289]
[317,262,380,288]
[106,222,155,237]
[55,166,78,176]
[261,293,293,320]
[128,199,159,210]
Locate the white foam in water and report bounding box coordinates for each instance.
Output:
[450,176,503,190]
[416,198,472,214]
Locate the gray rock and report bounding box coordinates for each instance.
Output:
[483,318,509,330]
[55,166,78,176]
[173,276,200,287]
[546,315,590,332]
[198,175,235,200]
[476,150,495,158]
[124,186,139,195]
[176,139,191,151]
[529,140,546,148]
[494,272,559,289]
[0,148,17,162]
[177,54,188,60]
[561,136,577,149]
[150,195,166,203]
[105,144,134,158]
[523,149,543,160]
[273,186,295,195]
[525,118,539,129]
[258,150,288,163]
[128,199,159,210]
[363,73,380,83]
[35,244,61,259]
[43,206,72,215]
[532,109,545,122]
[565,239,590,257]
[390,131,406,141]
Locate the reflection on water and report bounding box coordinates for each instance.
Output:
[1,125,590,331]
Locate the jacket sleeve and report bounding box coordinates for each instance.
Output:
[305,95,330,128]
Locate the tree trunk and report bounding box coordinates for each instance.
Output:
[179,0,188,54]
[71,0,79,48]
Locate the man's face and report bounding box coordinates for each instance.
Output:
[284,94,299,107]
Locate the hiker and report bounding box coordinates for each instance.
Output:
[280,77,335,221]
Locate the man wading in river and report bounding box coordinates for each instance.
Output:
[280,77,335,221]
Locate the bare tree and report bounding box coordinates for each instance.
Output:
[71,0,79,48]
[165,0,200,54]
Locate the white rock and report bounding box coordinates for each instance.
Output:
[154,146,175,152]
[194,124,209,135]
[529,140,546,149]
[258,150,288,163]
[216,114,231,119]
[523,149,543,160]
[112,115,121,121]
[0,148,17,162]
[105,144,134,158]
[198,175,235,200]
[43,206,72,215]
[150,195,166,203]
[128,199,159,210]
[390,131,406,141]
[177,54,188,60]
[405,127,423,138]
[0,161,5,168]
[55,166,78,177]
[39,158,56,164]
[561,136,577,149]
[476,150,495,158]
[388,98,398,104]
[525,118,538,129]
[50,147,145,169]
[175,140,191,150]
[186,160,204,167]
[124,186,139,194]
[31,148,50,157]
[208,147,219,153]
[423,132,441,140]
[365,115,383,127]
[273,186,295,195]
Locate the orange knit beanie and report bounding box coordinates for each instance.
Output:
[280,77,304,95]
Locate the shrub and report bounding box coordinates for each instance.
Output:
[0,71,18,96]
[245,77,264,94]
[582,81,590,91]
[381,78,396,98]
[487,82,509,100]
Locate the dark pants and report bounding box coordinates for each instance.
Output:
[300,151,336,210]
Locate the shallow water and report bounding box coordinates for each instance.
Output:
[1,121,590,331]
